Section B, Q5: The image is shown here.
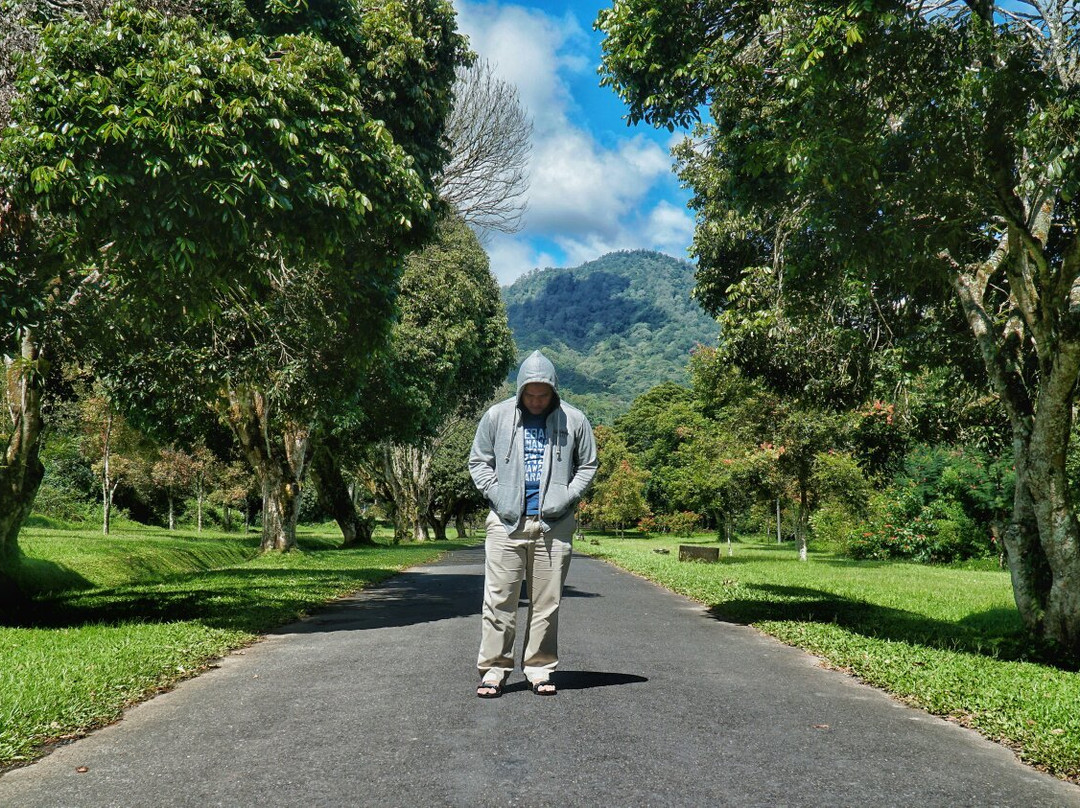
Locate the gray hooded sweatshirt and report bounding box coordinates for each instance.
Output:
[469,350,598,531]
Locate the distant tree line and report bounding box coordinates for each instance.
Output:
[584,347,1014,570]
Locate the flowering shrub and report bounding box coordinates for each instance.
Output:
[843,445,1008,563]
[848,496,986,563]
[639,511,701,537]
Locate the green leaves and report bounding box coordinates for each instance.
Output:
[2,1,444,308]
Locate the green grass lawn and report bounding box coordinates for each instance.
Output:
[0,522,467,769]
[579,533,1080,783]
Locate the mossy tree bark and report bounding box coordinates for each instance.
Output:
[0,330,48,591]
[227,388,310,553]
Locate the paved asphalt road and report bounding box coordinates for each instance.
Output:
[2,545,1078,808]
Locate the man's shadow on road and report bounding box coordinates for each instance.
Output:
[499,672,648,694]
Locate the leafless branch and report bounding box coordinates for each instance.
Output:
[435,58,532,237]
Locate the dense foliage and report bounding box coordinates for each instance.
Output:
[598,1,1080,658]
[0,0,469,562]
[591,348,1005,568]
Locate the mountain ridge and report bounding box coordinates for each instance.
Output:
[501,249,717,423]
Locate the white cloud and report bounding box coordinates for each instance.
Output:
[646,200,696,255]
[453,1,693,281]
[526,131,671,238]
[484,234,558,286]
[455,2,586,130]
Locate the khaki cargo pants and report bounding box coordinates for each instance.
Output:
[477,511,574,684]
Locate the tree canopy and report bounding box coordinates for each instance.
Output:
[598,0,1080,657]
[0,0,468,563]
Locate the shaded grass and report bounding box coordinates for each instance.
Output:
[580,534,1080,783]
[0,523,465,768]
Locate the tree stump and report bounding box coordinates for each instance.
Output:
[679,545,719,563]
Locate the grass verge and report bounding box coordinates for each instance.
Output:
[579,533,1080,783]
[1,523,465,769]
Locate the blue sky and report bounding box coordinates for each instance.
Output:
[453,1,696,285]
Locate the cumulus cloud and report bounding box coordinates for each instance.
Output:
[484,234,559,285]
[646,201,697,255]
[453,1,693,283]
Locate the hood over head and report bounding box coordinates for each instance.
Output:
[516,350,560,407]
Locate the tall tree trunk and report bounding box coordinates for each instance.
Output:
[1021,344,1080,652]
[454,503,469,538]
[796,483,810,562]
[310,440,374,547]
[426,507,450,541]
[104,481,118,535]
[227,388,310,552]
[223,503,231,533]
[380,443,433,543]
[951,228,1080,657]
[0,330,48,598]
[196,488,204,533]
[167,496,176,530]
[101,411,113,535]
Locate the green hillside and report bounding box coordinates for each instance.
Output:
[502,250,717,422]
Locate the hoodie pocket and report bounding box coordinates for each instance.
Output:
[488,483,515,519]
[543,483,574,519]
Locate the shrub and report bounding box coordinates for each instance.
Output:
[30,483,94,523]
[808,501,860,553]
[848,497,987,563]
[896,444,1012,532]
[842,445,1006,563]
[661,510,701,537]
[638,511,701,537]
[636,514,658,534]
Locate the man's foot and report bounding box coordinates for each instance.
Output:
[477,677,504,698]
[531,679,556,696]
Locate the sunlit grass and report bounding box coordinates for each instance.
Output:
[1,523,465,768]
[580,532,1080,782]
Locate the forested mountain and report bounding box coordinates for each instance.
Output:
[502,250,717,422]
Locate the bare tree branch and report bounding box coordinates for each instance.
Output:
[436,58,532,237]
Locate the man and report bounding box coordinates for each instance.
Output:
[469,350,598,697]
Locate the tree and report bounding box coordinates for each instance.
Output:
[0,1,467,566]
[351,215,515,543]
[583,426,649,536]
[599,2,1080,657]
[427,415,487,540]
[309,437,374,546]
[210,458,257,533]
[598,459,650,538]
[187,444,219,533]
[152,447,194,531]
[670,428,758,552]
[613,382,705,515]
[437,58,533,236]
[79,387,153,535]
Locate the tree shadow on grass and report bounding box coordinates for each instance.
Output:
[706,582,1061,668]
[10,556,94,595]
[3,564,486,635]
